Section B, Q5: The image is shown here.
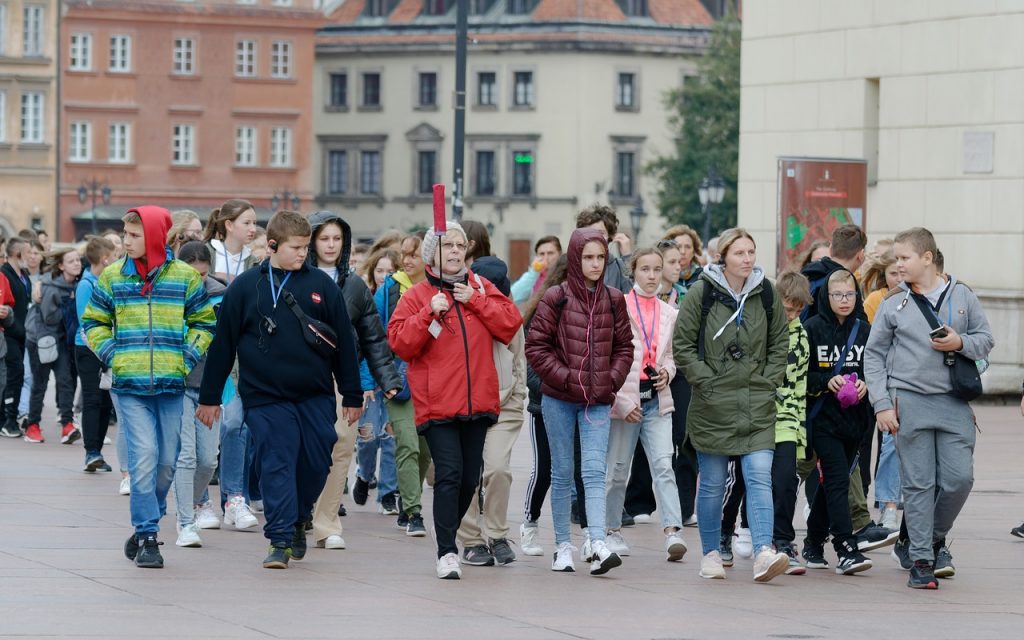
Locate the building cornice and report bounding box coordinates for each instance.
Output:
[63,0,326,30]
[64,101,140,114]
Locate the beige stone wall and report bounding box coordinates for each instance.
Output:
[313,48,697,261]
[738,1,1024,392]
[0,0,58,234]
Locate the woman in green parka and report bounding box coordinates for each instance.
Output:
[673,228,790,583]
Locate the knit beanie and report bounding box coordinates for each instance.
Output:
[420,220,468,267]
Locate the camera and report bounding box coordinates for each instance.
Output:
[643,364,659,379]
[727,342,744,361]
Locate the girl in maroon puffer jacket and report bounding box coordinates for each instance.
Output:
[525,227,634,576]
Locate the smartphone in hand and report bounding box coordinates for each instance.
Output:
[929,326,949,340]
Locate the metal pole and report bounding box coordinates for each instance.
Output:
[452,0,468,221]
[91,180,98,236]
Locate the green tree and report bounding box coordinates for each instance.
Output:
[648,11,740,240]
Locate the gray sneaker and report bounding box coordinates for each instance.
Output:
[462,544,495,566]
[933,542,955,578]
[489,538,516,565]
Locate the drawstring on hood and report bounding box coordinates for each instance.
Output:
[703,263,766,342]
[127,206,173,296]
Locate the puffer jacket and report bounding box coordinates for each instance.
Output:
[308,211,402,394]
[388,268,522,431]
[525,228,634,406]
[673,265,788,456]
[27,272,77,344]
[611,289,677,420]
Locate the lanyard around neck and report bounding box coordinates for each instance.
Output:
[631,291,655,356]
[221,243,244,280]
[269,271,292,309]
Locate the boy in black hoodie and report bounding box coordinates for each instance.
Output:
[801,269,874,575]
[197,211,363,569]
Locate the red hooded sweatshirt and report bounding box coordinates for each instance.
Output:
[128,206,173,296]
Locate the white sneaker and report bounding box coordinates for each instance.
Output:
[666,531,688,562]
[118,476,131,496]
[175,523,202,547]
[734,527,754,559]
[224,495,259,530]
[683,514,698,527]
[195,502,221,530]
[700,550,726,579]
[605,530,630,556]
[589,540,622,575]
[251,499,264,513]
[436,552,462,579]
[317,534,346,549]
[103,435,112,445]
[880,506,898,531]
[580,532,594,562]
[753,546,789,583]
[551,542,576,572]
[520,522,543,556]
[632,513,652,524]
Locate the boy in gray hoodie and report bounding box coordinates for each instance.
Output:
[865,227,993,590]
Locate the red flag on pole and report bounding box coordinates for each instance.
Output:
[432,184,447,235]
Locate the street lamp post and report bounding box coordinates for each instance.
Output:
[271,189,302,212]
[629,195,647,243]
[78,178,111,236]
[699,169,725,245]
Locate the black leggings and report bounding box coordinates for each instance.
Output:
[722,459,748,534]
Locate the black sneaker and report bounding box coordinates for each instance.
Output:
[835,541,872,575]
[291,522,308,560]
[777,541,806,575]
[855,521,898,552]
[379,492,400,515]
[124,533,140,561]
[337,503,347,517]
[490,538,516,565]
[396,511,409,530]
[263,543,291,569]
[462,544,495,566]
[621,510,635,528]
[933,541,955,578]
[719,533,734,567]
[891,538,912,570]
[908,560,938,589]
[406,512,426,537]
[84,451,105,473]
[135,535,164,568]
[353,477,370,506]
[1012,523,1024,538]
[801,540,829,569]
[0,423,21,438]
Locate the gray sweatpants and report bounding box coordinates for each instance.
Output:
[894,390,976,562]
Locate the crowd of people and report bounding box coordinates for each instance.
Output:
[0,200,1013,589]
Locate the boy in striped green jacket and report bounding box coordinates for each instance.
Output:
[83,206,216,569]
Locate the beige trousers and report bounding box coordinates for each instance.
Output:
[311,393,357,544]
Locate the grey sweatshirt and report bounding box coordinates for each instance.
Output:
[864,276,994,412]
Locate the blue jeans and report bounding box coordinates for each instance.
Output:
[542,395,610,546]
[111,391,184,535]
[218,393,249,504]
[874,432,902,505]
[606,396,682,530]
[174,389,220,526]
[696,449,775,555]
[117,424,129,473]
[355,392,397,502]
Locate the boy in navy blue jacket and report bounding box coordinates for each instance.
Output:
[197,211,362,568]
[801,268,874,576]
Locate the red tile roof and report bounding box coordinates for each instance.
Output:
[329,0,366,22]
[650,0,712,25]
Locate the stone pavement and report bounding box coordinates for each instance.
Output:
[1,403,1023,640]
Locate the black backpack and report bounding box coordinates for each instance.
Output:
[696,279,775,362]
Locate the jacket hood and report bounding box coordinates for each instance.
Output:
[566,228,608,300]
[392,271,414,290]
[813,267,867,325]
[703,263,766,300]
[42,271,78,294]
[801,256,844,282]
[127,206,173,295]
[204,273,228,298]
[471,256,511,297]
[306,211,352,283]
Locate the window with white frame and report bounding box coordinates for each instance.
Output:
[172,124,195,165]
[109,35,132,72]
[69,33,92,71]
[235,40,257,77]
[513,71,534,107]
[69,121,91,161]
[23,5,44,56]
[20,92,44,143]
[235,126,257,166]
[270,127,292,167]
[173,38,195,75]
[617,72,636,109]
[0,91,6,142]
[271,41,291,79]
[108,123,130,163]
[360,151,382,194]
[477,71,497,107]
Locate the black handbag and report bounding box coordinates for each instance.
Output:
[910,292,982,401]
[279,287,338,359]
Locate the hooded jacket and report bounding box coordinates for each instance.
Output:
[525,229,634,406]
[387,265,522,431]
[27,271,77,344]
[1,259,31,343]
[611,289,678,419]
[801,256,860,321]
[82,206,217,396]
[184,275,226,389]
[467,254,525,407]
[803,268,873,442]
[673,264,788,455]
[307,211,402,393]
[471,256,511,297]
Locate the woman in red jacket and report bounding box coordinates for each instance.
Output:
[525,228,634,576]
[387,220,522,580]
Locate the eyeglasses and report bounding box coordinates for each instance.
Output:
[441,241,467,252]
[828,292,856,302]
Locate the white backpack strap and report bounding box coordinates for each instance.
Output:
[473,273,486,296]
